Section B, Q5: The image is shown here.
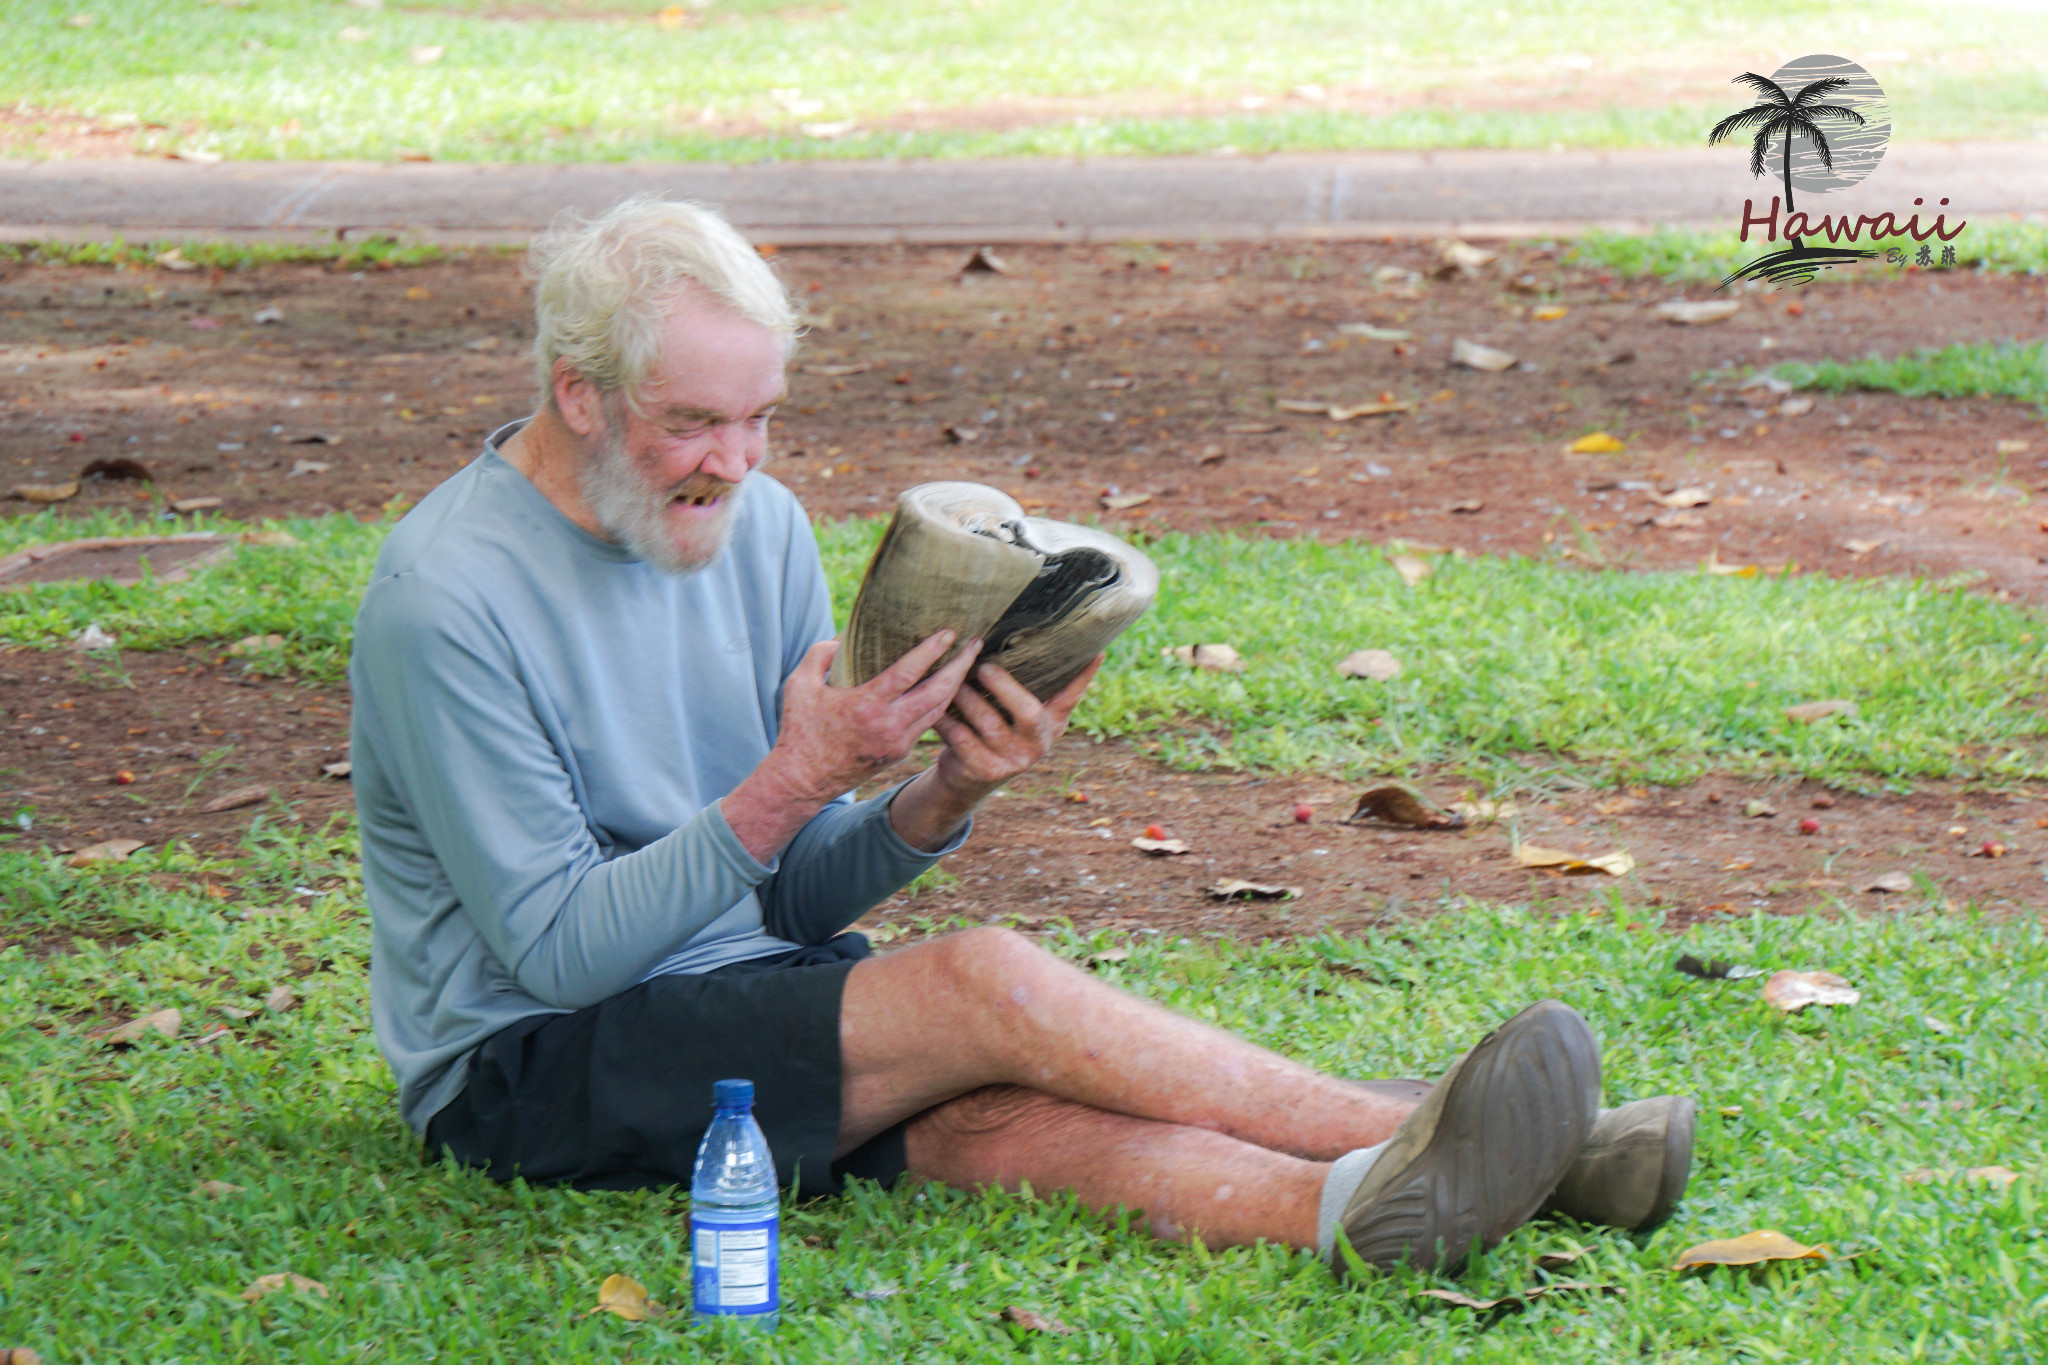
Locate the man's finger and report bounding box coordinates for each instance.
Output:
[796,637,841,681]
[1044,654,1106,724]
[950,680,1020,747]
[900,636,981,714]
[971,663,1042,729]
[934,713,1000,771]
[869,628,958,698]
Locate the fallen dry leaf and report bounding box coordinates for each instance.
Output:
[1675,954,1765,981]
[200,785,271,813]
[1336,648,1402,681]
[1650,509,1705,529]
[959,246,1011,276]
[1535,1243,1591,1270]
[1785,700,1857,723]
[1656,487,1712,509]
[1088,377,1135,390]
[1450,338,1516,372]
[242,1272,329,1303]
[66,838,146,867]
[1222,421,1282,434]
[1164,643,1245,673]
[1569,431,1625,454]
[322,760,353,780]
[1762,969,1860,1012]
[1276,397,1330,414]
[1208,878,1302,900]
[1995,439,2031,457]
[1864,871,1914,893]
[1388,553,1432,587]
[1417,1281,1619,1312]
[1330,400,1416,421]
[591,1273,665,1320]
[194,1180,245,1198]
[103,1008,182,1046]
[802,362,869,377]
[1655,299,1741,325]
[1514,844,1635,877]
[998,1306,1073,1335]
[80,457,153,483]
[227,633,286,656]
[10,481,80,504]
[408,44,444,64]
[264,985,298,1013]
[943,425,980,444]
[1842,538,1885,556]
[1743,799,1777,818]
[1446,498,1483,513]
[1777,396,1814,417]
[1085,947,1130,967]
[1346,785,1464,830]
[3,1349,42,1365]
[1448,799,1520,822]
[1432,240,1498,278]
[1131,836,1192,856]
[170,496,223,513]
[1336,323,1411,341]
[1100,492,1153,511]
[288,459,332,477]
[1673,1230,1827,1271]
[1532,305,1568,322]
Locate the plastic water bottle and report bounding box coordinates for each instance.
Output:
[690,1078,780,1331]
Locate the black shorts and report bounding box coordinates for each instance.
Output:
[423,933,906,1199]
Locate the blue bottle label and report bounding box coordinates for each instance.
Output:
[691,1213,778,1316]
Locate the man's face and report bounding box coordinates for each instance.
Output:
[577,292,786,574]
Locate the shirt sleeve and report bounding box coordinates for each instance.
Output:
[754,781,971,944]
[353,571,777,1010]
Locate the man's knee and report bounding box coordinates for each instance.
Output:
[921,924,1065,1004]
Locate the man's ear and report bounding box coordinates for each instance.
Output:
[552,360,604,438]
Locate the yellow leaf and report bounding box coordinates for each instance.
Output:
[241,1272,329,1302]
[67,838,146,867]
[1569,431,1625,454]
[1515,844,1633,876]
[1532,306,1568,321]
[1673,1230,1828,1271]
[103,1008,182,1046]
[594,1273,665,1321]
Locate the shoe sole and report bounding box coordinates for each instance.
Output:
[1338,1000,1600,1277]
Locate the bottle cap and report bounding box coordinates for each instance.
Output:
[713,1078,754,1109]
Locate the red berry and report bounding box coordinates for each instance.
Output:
[114,770,135,785]
[1983,840,2007,859]
[1294,803,1314,824]
[1144,824,1167,841]
[1798,817,1820,835]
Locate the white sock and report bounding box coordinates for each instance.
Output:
[1316,1140,1390,1260]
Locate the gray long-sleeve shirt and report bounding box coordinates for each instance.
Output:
[351,430,962,1133]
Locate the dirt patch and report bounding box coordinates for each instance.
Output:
[3,651,2038,941]
[6,242,2046,597]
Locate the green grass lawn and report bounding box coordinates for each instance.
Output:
[4,0,2044,163]
[4,509,2047,789]
[1769,341,2048,411]
[2,824,2043,1362]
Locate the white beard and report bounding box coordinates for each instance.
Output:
[578,421,743,575]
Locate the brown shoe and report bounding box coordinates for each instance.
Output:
[1333,1000,1600,1278]
[1354,1081,1696,1232]
[1545,1095,1696,1231]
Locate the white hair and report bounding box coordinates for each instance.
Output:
[526,194,796,411]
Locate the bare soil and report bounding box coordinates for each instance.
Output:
[2,646,2039,947]
[5,243,2045,934]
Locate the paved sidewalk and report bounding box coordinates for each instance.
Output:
[2,143,2042,245]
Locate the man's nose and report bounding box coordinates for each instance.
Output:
[699,426,756,484]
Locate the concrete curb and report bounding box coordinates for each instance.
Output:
[2,143,2042,246]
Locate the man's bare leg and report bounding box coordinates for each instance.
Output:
[837,926,1412,1164]
[902,1084,1329,1249]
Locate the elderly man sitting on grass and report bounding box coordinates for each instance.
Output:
[349,195,1696,1278]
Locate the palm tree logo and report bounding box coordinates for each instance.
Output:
[1709,55,1893,288]
[1710,72,1866,223]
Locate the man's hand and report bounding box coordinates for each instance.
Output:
[722,630,981,864]
[887,655,1104,851]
